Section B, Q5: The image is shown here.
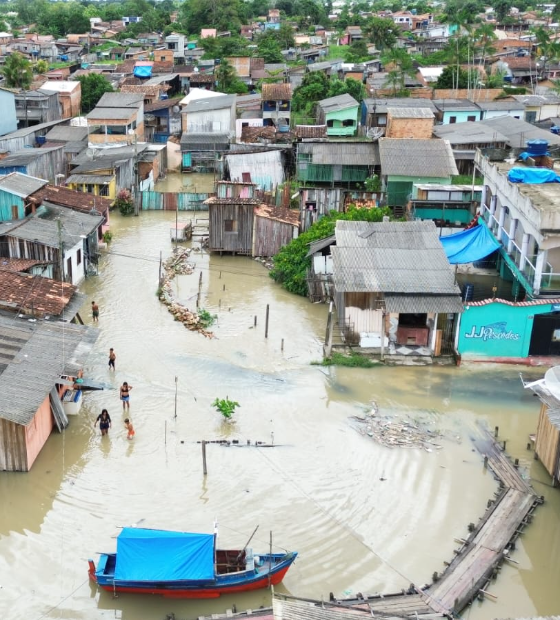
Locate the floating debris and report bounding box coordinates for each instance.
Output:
[158,248,214,338]
[349,402,459,451]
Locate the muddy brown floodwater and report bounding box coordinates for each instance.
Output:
[1,211,559,620]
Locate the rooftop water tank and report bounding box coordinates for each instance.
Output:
[526,139,549,156]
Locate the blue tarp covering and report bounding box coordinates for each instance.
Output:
[134,65,152,78]
[507,168,560,183]
[440,225,500,264]
[114,528,215,582]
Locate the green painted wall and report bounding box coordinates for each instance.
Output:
[458,301,560,358]
[325,105,359,136]
[387,175,451,206]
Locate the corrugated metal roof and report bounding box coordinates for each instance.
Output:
[185,95,235,113]
[1,202,103,248]
[87,108,136,120]
[0,146,63,167]
[433,121,509,145]
[299,142,380,165]
[385,294,464,313]
[379,138,458,177]
[66,174,115,185]
[96,92,144,108]
[332,220,461,298]
[317,93,359,113]
[387,107,434,119]
[363,98,438,113]
[0,172,47,197]
[0,118,66,139]
[45,126,89,142]
[478,115,560,148]
[433,99,481,111]
[180,131,231,146]
[254,204,299,225]
[0,315,99,425]
[306,234,335,257]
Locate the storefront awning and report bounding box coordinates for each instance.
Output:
[440,224,500,264]
[384,294,464,314]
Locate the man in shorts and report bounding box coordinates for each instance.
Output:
[92,301,99,323]
[108,348,116,371]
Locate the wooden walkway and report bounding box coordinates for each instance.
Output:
[327,428,542,618]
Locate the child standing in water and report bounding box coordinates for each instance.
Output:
[124,418,135,440]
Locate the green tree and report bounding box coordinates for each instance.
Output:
[364,16,396,51]
[344,39,369,63]
[215,59,248,94]
[341,77,366,102]
[257,33,284,62]
[270,206,392,296]
[292,70,330,115]
[435,65,478,89]
[494,0,513,22]
[382,47,415,93]
[76,74,114,113]
[180,0,245,34]
[2,53,32,89]
[35,59,49,74]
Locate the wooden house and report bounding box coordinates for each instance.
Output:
[205,181,262,255]
[261,83,292,128]
[0,316,98,472]
[331,220,463,354]
[0,172,47,221]
[0,146,66,184]
[252,205,299,257]
[15,89,61,128]
[316,93,359,137]
[0,202,103,284]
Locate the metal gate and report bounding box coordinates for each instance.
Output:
[438,313,456,356]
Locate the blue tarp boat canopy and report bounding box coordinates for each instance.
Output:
[440,225,500,264]
[114,528,215,582]
[134,65,152,78]
[507,168,560,183]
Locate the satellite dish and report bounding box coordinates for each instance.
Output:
[172,105,180,113]
[544,366,560,400]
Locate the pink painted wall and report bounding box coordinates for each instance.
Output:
[25,394,55,470]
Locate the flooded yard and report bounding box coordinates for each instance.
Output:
[0,211,559,620]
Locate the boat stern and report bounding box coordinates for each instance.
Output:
[88,559,97,583]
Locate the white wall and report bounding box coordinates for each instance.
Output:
[63,241,85,286]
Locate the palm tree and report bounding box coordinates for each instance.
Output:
[382,48,415,93]
[2,52,32,89]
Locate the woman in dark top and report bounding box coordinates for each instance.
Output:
[120,382,133,411]
[94,409,112,436]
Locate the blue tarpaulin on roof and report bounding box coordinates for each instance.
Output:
[507,168,560,183]
[440,225,500,264]
[114,528,215,582]
[134,65,152,78]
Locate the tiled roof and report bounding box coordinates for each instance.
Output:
[30,185,113,213]
[295,125,327,138]
[144,96,182,112]
[0,258,49,273]
[120,84,163,96]
[379,138,458,177]
[254,205,299,226]
[0,268,76,317]
[261,83,292,101]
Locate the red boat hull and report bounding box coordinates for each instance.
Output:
[89,564,292,599]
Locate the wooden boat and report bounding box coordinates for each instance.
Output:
[88,527,297,598]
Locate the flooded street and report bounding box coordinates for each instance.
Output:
[1,211,560,620]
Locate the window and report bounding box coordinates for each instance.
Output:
[467,115,476,122]
[327,119,334,127]
[77,249,82,265]
[11,205,18,219]
[99,184,109,197]
[160,56,166,62]
[86,184,95,194]
[224,219,238,232]
[342,119,355,127]
[449,116,457,123]
[526,111,537,123]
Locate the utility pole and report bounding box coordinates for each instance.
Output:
[134,133,139,216]
[58,218,64,282]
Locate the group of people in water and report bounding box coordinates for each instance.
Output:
[88,301,136,440]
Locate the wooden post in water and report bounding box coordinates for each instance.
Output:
[281,338,284,352]
[174,376,178,419]
[265,304,270,338]
[202,440,207,476]
[197,272,203,308]
[254,315,257,327]
[495,426,499,438]
[158,250,163,286]
[324,301,334,359]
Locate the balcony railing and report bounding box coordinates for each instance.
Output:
[481,203,560,294]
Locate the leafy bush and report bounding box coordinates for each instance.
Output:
[312,351,380,368]
[212,397,239,420]
[115,189,134,216]
[102,230,113,243]
[198,308,217,328]
[270,206,392,296]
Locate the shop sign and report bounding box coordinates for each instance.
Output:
[464,321,520,342]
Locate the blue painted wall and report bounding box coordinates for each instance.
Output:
[0,188,24,221]
[458,301,560,358]
[0,89,17,137]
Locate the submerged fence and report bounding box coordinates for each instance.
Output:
[140,191,212,211]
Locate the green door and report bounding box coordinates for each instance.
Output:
[182,152,192,168]
[387,181,412,207]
